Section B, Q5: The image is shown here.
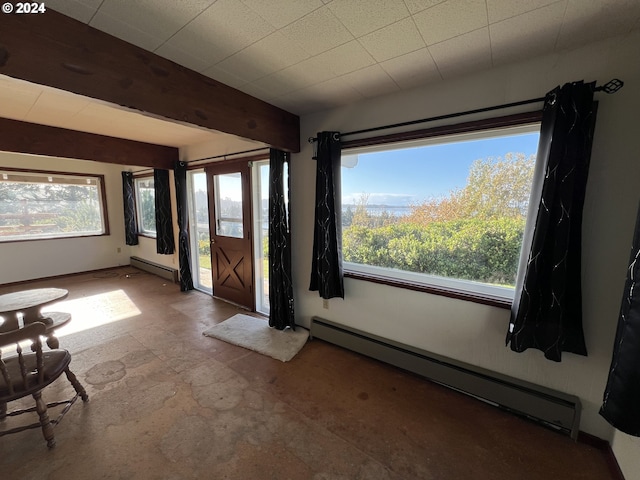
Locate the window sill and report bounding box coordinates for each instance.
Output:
[137,233,157,240]
[344,270,512,310]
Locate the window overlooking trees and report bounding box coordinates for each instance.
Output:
[341,123,540,302]
[0,169,108,242]
[134,176,156,237]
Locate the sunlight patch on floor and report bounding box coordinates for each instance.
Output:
[43,289,141,337]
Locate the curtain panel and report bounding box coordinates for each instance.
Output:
[600,201,640,436]
[121,171,138,246]
[174,161,194,291]
[269,149,295,330]
[506,81,596,362]
[309,131,344,299]
[154,169,175,255]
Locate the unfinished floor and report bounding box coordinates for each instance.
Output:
[0,268,619,479]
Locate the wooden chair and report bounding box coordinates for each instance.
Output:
[0,322,88,448]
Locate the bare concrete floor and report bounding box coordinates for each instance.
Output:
[0,268,618,479]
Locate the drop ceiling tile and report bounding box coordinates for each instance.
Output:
[280,7,354,56]
[242,0,324,29]
[161,0,276,66]
[93,0,216,44]
[280,77,365,113]
[327,0,410,37]
[25,92,91,126]
[429,28,491,79]
[486,0,565,24]
[45,0,102,23]
[413,0,488,45]
[238,82,276,101]
[556,0,640,50]
[253,56,338,96]
[215,32,310,83]
[380,48,440,89]
[490,1,566,65]
[359,17,426,62]
[342,65,400,97]
[90,11,166,51]
[404,0,447,14]
[250,69,310,99]
[154,43,211,73]
[202,65,250,89]
[314,41,377,77]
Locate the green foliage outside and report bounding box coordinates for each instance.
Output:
[0,181,104,235]
[342,153,535,288]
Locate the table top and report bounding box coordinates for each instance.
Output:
[0,288,69,314]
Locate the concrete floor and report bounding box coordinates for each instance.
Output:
[0,268,619,479]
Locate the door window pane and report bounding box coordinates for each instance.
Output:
[187,171,212,292]
[214,173,243,238]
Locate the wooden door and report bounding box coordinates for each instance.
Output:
[205,160,254,310]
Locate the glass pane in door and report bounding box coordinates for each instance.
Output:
[214,173,243,238]
[187,171,212,292]
[252,161,269,315]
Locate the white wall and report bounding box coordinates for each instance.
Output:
[292,27,640,450]
[0,152,131,284]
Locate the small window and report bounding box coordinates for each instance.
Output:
[341,123,540,303]
[134,176,156,237]
[0,169,108,242]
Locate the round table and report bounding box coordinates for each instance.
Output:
[0,288,71,348]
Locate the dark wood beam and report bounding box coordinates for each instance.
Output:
[0,10,300,153]
[0,118,178,169]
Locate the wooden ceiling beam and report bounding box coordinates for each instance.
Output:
[0,118,178,169]
[0,10,300,153]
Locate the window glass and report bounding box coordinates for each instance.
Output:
[134,177,156,236]
[341,125,540,300]
[213,172,243,238]
[0,169,107,242]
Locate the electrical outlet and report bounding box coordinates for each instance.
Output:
[323,299,329,309]
[117,247,121,253]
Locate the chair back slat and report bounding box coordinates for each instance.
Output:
[0,322,47,395]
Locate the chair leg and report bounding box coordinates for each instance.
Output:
[65,368,89,402]
[33,391,56,448]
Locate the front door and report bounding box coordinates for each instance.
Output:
[206,160,254,310]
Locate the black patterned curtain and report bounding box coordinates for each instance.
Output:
[154,169,175,255]
[269,149,295,330]
[506,81,596,362]
[174,161,194,291]
[309,131,344,299]
[600,201,640,436]
[121,171,138,246]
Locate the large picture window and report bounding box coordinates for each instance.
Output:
[341,122,540,303]
[0,169,108,242]
[134,176,156,237]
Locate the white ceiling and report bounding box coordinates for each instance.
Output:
[1,0,639,151]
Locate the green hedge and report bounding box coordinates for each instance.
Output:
[343,217,525,286]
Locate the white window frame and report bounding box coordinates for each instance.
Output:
[0,168,108,242]
[134,176,156,238]
[342,122,541,305]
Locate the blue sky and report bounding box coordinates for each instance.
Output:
[341,131,540,206]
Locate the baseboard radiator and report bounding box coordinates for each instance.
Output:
[310,316,581,439]
[130,256,178,283]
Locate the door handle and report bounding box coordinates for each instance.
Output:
[210,239,215,244]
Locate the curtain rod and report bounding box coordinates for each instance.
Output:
[185,147,269,166]
[307,78,624,144]
[127,147,270,174]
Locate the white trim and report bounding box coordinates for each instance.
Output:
[345,262,515,300]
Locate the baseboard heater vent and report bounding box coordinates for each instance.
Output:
[310,316,581,439]
[130,256,178,283]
